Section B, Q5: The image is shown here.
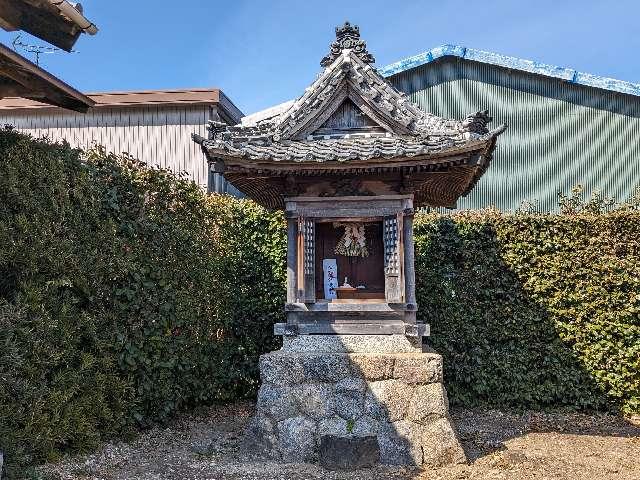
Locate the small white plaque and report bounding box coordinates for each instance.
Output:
[323,259,338,300]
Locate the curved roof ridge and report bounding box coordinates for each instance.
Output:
[378,44,640,97]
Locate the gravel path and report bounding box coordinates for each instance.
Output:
[39,402,640,480]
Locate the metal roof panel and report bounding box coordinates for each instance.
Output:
[379,44,640,97]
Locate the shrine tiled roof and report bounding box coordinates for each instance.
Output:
[195,130,504,164]
[194,22,506,209]
[194,22,505,166]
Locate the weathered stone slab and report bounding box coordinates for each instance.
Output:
[334,388,365,420]
[387,420,423,465]
[318,416,347,436]
[295,383,335,419]
[377,429,414,465]
[407,383,449,424]
[244,412,277,455]
[277,416,318,462]
[256,383,299,421]
[393,353,443,384]
[319,435,380,470]
[351,415,380,436]
[420,417,467,466]
[260,353,305,385]
[282,334,421,353]
[350,354,395,381]
[335,377,366,392]
[299,353,353,382]
[365,380,412,421]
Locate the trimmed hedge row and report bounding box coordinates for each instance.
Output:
[0,129,284,477]
[1,129,638,476]
[415,211,639,414]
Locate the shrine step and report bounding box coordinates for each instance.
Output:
[274,322,429,336]
[285,302,416,312]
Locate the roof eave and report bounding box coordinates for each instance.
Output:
[0,43,94,112]
[460,124,507,196]
[0,88,243,115]
[0,0,97,52]
[199,135,502,171]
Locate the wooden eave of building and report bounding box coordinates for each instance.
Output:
[0,0,93,51]
[214,142,499,209]
[195,126,504,209]
[0,87,244,122]
[0,43,94,112]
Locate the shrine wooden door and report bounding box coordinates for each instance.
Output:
[383,215,404,303]
[297,218,316,303]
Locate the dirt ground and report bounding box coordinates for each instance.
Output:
[39,402,640,480]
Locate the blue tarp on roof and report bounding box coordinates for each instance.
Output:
[378,44,640,97]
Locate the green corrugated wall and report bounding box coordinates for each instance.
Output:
[388,58,640,211]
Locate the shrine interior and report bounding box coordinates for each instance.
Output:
[314,220,385,301]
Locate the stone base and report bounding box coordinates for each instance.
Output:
[245,335,466,468]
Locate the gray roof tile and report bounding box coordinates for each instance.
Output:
[195,24,505,166]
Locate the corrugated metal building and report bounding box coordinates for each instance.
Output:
[0,88,243,193]
[380,45,640,211]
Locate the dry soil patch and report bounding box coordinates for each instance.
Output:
[39,402,640,480]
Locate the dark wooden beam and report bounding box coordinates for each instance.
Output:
[0,0,82,51]
[0,79,28,97]
[0,44,94,112]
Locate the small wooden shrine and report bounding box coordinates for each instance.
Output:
[195,22,505,339]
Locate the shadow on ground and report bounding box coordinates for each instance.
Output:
[451,407,640,462]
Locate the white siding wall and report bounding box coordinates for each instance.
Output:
[0,105,211,188]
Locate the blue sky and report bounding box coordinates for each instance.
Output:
[2,0,639,115]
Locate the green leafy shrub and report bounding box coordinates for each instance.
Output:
[0,129,284,477]
[415,210,640,414]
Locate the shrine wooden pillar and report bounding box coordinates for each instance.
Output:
[402,207,417,324]
[286,216,298,304]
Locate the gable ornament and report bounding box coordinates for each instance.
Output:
[320,21,375,67]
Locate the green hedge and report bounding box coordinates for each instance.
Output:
[415,211,639,414]
[0,129,284,477]
[1,128,639,476]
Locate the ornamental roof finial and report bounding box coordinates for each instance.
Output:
[320,21,375,67]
